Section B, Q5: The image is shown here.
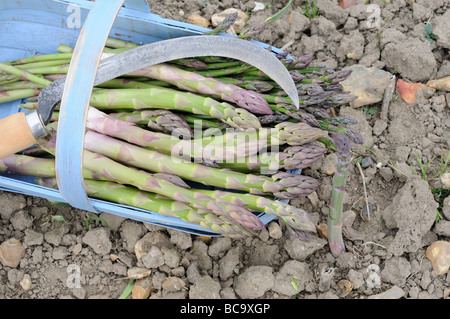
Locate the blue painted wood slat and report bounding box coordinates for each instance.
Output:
[55,0,126,212]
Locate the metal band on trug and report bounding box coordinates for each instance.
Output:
[25,110,46,140]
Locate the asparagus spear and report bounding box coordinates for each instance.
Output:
[0,153,192,189]
[108,109,193,136]
[0,81,44,92]
[37,178,255,238]
[215,76,274,93]
[89,88,262,130]
[38,132,265,231]
[86,107,324,163]
[0,89,41,104]
[83,130,321,199]
[127,63,273,114]
[0,154,108,181]
[327,133,352,257]
[0,63,52,87]
[217,144,326,174]
[194,188,317,234]
[6,53,74,65]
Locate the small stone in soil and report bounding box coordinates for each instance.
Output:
[361,157,373,168]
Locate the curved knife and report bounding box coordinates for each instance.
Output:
[0,35,298,159]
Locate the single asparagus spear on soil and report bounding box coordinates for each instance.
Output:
[327,132,352,258]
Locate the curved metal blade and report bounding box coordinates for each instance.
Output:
[38,35,298,125]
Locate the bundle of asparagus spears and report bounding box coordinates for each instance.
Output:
[0,36,361,239]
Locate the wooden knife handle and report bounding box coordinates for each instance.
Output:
[0,113,38,160]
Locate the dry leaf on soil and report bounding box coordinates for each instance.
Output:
[338,0,357,9]
[396,78,434,103]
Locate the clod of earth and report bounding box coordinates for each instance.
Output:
[340,65,392,108]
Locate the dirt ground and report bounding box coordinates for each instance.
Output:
[1,0,449,299]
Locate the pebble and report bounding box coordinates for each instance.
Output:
[52,247,68,260]
[337,279,353,298]
[373,119,388,136]
[0,238,26,268]
[191,240,213,271]
[167,228,192,250]
[189,275,221,299]
[171,266,185,277]
[127,267,151,280]
[234,266,274,299]
[82,227,112,255]
[379,166,394,183]
[134,231,172,260]
[161,246,180,268]
[7,268,24,285]
[162,276,186,293]
[368,285,405,299]
[341,65,392,108]
[321,153,337,175]
[361,157,373,168]
[120,220,146,253]
[252,2,265,11]
[272,260,312,296]
[0,193,26,220]
[347,269,364,289]
[267,222,282,239]
[44,224,69,246]
[211,8,248,34]
[99,212,125,231]
[141,246,165,269]
[132,277,153,299]
[20,274,32,291]
[186,14,210,28]
[381,257,411,286]
[284,237,327,261]
[434,220,450,237]
[426,241,450,276]
[24,229,44,246]
[10,210,33,231]
[186,262,202,284]
[208,237,232,258]
[219,247,240,281]
[442,197,450,220]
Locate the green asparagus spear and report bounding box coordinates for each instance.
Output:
[37,178,255,238]
[83,130,321,200]
[127,63,273,114]
[327,133,352,257]
[89,88,262,130]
